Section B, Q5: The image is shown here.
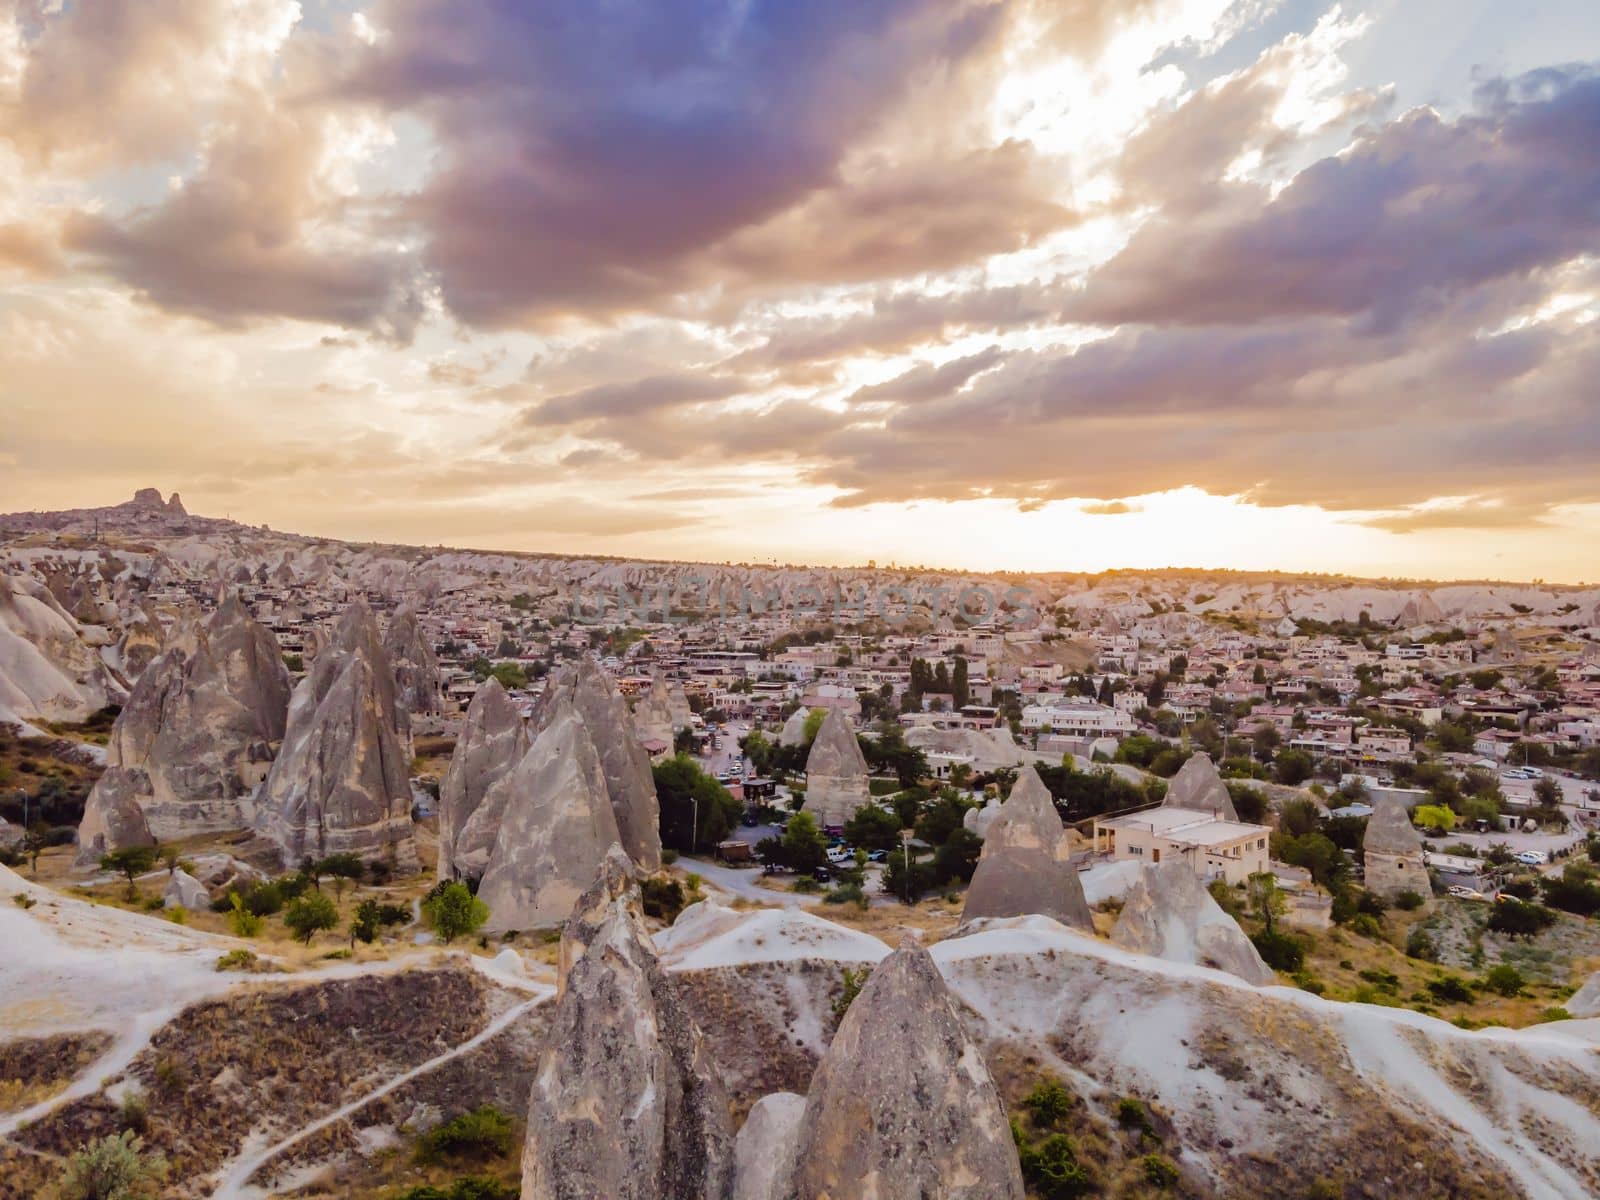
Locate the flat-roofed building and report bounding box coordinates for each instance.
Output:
[1092,806,1270,885]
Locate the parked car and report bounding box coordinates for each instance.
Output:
[866,849,888,863]
[1515,850,1550,866]
[812,866,832,883]
[1446,885,1481,899]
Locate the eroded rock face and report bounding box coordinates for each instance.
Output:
[962,794,1004,841]
[733,1092,805,1200]
[571,658,662,871]
[436,679,528,881]
[1163,752,1238,819]
[961,766,1092,931]
[784,940,1025,1200]
[522,850,735,1199]
[1110,860,1273,985]
[777,707,810,748]
[557,843,643,996]
[254,602,416,869]
[384,604,443,718]
[476,698,622,931]
[76,594,290,862]
[0,570,117,725]
[1364,795,1427,901]
[802,707,870,828]
[163,868,209,910]
[1568,972,1600,1018]
[633,678,676,749]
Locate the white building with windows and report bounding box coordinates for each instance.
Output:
[1092,807,1271,885]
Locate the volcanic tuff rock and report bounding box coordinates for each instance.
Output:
[1363,795,1427,901]
[0,570,117,725]
[732,1092,805,1200]
[522,850,736,1199]
[782,939,1025,1200]
[76,594,290,862]
[776,707,810,748]
[557,843,643,996]
[162,868,209,910]
[961,765,1093,931]
[1567,971,1600,1018]
[253,601,416,868]
[1162,751,1238,819]
[383,603,443,717]
[115,603,165,679]
[569,658,663,870]
[1110,859,1273,984]
[436,678,529,881]
[476,697,623,931]
[961,794,1004,840]
[633,678,676,748]
[802,706,870,828]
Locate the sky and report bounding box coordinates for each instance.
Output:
[1,0,1597,583]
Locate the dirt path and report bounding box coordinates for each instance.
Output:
[211,994,546,1198]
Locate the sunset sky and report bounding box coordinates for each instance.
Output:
[1,0,1597,581]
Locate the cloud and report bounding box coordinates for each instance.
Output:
[1075,63,1600,331]
[1081,500,1141,515]
[1356,500,1553,534]
[344,0,1024,324]
[0,0,300,170]
[64,97,424,339]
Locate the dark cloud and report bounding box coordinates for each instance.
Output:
[523,373,747,427]
[347,0,1021,324]
[1075,63,1600,331]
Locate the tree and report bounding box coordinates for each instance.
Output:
[284,892,339,945]
[780,812,829,877]
[952,657,970,708]
[914,790,973,846]
[350,898,383,947]
[843,804,903,853]
[653,755,742,853]
[1413,804,1456,834]
[100,846,159,899]
[1533,775,1564,809]
[424,881,489,943]
[1252,725,1281,759]
[931,826,983,884]
[1247,871,1287,935]
[1279,797,1321,838]
[1273,750,1314,786]
[881,848,937,904]
[490,661,528,690]
[1487,896,1557,938]
[58,1131,168,1200]
[318,852,365,900]
[802,707,827,743]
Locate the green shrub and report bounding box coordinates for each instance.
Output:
[1250,928,1304,972]
[1141,1153,1181,1188]
[1023,1079,1072,1128]
[416,1106,515,1164]
[1482,964,1525,997]
[227,893,264,937]
[57,1131,167,1200]
[395,1180,517,1200]
[1018,1132,1093,1199]
[1487,897,1557,938]
[1394,890,1425,911]
[1348,913,1384,939]
[283,892,339,945]
[118,1091,148,1134]
[1404,928,1438,961]
[640,876,686,921]
[215,948,258,972]
[823,883,866,907]
[1115,1095,1152,1134]
[1427,976,1474,1003]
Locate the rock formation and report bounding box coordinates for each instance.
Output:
[1110,859,1273,984]
[476,697,623,931]
[383,604,443,718]
[961,765,1093,930]
[556,843,642,995]
[0,570,117,726]
[115,603,165,679]
[569,659,663,871]
[783,939,1026,1200]
[253,600,416,868]
[162,868,209,910]
[522,848,736,1199]
[962,793,1004,840]
[733,1092,805,1200]
[1163,752,1239,819]
[436,678,528,881]
[776,707,810,748]
[632,678,676,748]
[665,679,694,733]
[1363,795,1427,901]
[1568,972,1600,1018]
[802,707,870,828]
[76,594,291,863]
